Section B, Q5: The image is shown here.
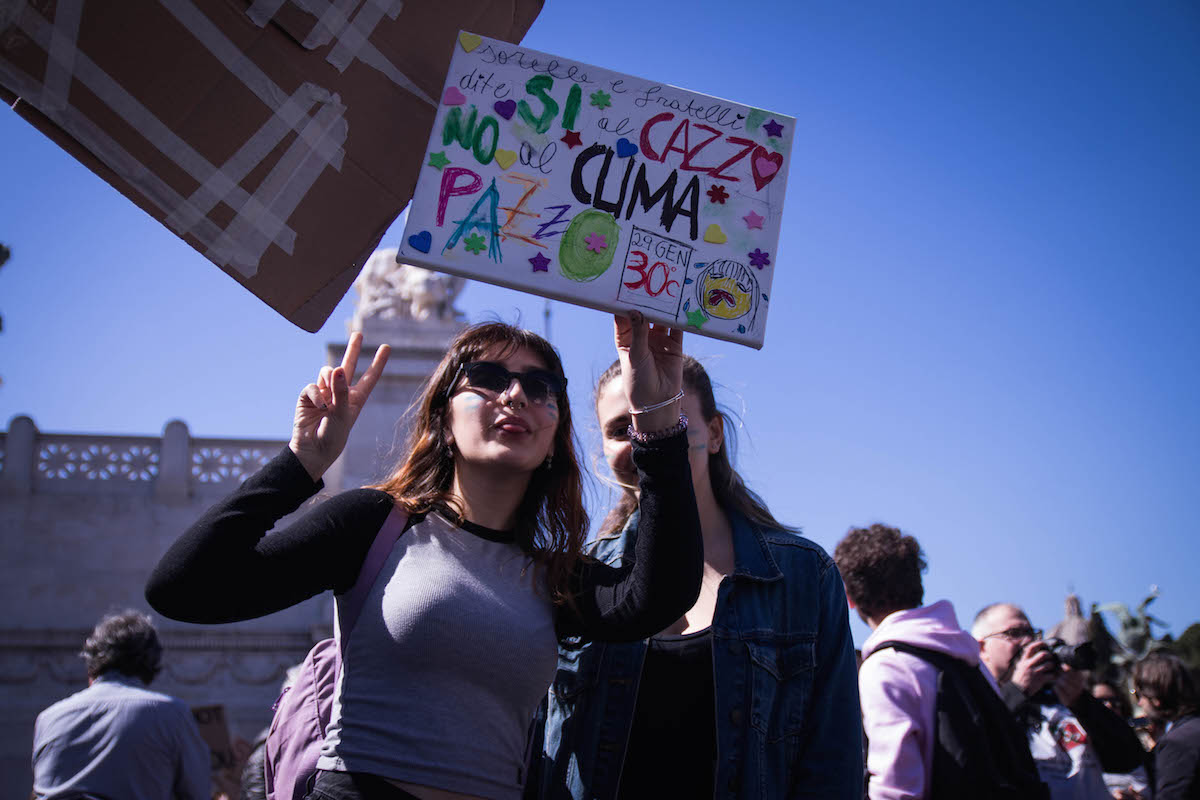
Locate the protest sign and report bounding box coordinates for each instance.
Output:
[398,33,794,348]
[191,703,242,796]
[0,1,541,331]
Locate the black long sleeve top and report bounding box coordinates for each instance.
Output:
[145,432,702,642]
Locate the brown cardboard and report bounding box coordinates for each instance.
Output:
[190,703,240,795]
[0,0,542,331]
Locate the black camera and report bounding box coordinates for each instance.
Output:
[1044,638,1097,671]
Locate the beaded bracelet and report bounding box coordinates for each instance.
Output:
[628,389,684,415]
[627,413,688,444]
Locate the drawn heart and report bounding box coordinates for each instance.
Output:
[442,87,467,106]
[751,147,783,191]
[493,99,517,120]
[616,138,638,158]
[458,32,482,52]
[703,224,727,244]
[494,149,518,169]
[407,231,432,253]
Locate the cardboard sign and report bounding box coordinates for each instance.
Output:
[191,704,241,795]
[0,1,541,331]
[398,33,794,348]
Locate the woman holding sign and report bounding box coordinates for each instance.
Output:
[530,358,863,799]
[146,316,701,800]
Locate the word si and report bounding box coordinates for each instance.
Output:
[441,76,584,166]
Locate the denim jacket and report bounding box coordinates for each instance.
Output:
[529,509,863,800]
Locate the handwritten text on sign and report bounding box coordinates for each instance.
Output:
[399,32,794,347]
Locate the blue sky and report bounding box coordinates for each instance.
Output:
[2,1,1197,646]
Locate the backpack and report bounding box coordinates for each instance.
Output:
[868,641,1050,800]
[263,507,409,800]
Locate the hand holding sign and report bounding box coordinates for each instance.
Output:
[614,312,685,433]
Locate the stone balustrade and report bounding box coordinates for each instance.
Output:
[0,416,285,499]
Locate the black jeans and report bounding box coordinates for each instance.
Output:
[304,769,424,800]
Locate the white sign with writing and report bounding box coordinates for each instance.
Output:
[399,32,795,348]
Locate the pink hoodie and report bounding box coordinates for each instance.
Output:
[859,600,986,800]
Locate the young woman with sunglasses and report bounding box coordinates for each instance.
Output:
[529,357,863,799]
[146,316,702,800]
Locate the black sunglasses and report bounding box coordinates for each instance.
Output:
[448,361,567,406]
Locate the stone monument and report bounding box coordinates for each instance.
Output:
[0,250,466,798]
[323,248,466,492]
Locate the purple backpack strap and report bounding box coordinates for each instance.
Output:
[263,505,410,800]
[337,506,408,636]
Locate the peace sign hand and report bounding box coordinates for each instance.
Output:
[289,332,391,482]
[613,311,685,433]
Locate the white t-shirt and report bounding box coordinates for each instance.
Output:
[1027,703,1112,800]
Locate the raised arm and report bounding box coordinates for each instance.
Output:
[145,334,392,622]
[289,331,391,481]
[556,314,703,641]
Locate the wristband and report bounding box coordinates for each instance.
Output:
[628,389,684,415]
[627,414,688,444]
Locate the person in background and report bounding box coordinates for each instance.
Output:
[1133,651,1200,799]
[834,524,1044,800]
[531,356,862,799]
[148,318,703,800]
[836,524,982,799]
[1091,682,1151,800]
[974,603,1145,800]
[32,610,210,800]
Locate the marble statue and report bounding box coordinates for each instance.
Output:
[350,248,465,330]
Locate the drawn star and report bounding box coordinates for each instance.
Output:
[763,119,785,138]
[590,90,612,109]
[561,130,583,149]
[529,251,550,272]
[743,210,765,230]
[706,185,729,204]
[463,233,487,254]
[427,151,450,169]
[685,308,708,328]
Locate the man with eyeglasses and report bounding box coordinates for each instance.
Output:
[973,603,1146,800]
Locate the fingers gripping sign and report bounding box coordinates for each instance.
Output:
[290,331,391,481]
[614,311,685,433]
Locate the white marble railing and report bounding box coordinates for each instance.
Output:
[0,416,285,496]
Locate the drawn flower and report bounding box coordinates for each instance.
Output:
[707,185,729,204]
[748,248,770,269]
[464,233,487,255]
[589,90,612,110]
[584,233,607,253]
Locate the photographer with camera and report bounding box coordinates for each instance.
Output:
[973,603,1146,800]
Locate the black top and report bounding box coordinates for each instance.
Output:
[617,628,716,799]
[145,434,702,642]
[1157,714,1200,800]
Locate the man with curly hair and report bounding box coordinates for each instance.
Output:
[32,610,209,799]
[835,524,1041,799]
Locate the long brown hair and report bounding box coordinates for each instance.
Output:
[373,322,587,607]
[596,356,798,537]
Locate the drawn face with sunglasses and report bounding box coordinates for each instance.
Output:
[443,348,565,474]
